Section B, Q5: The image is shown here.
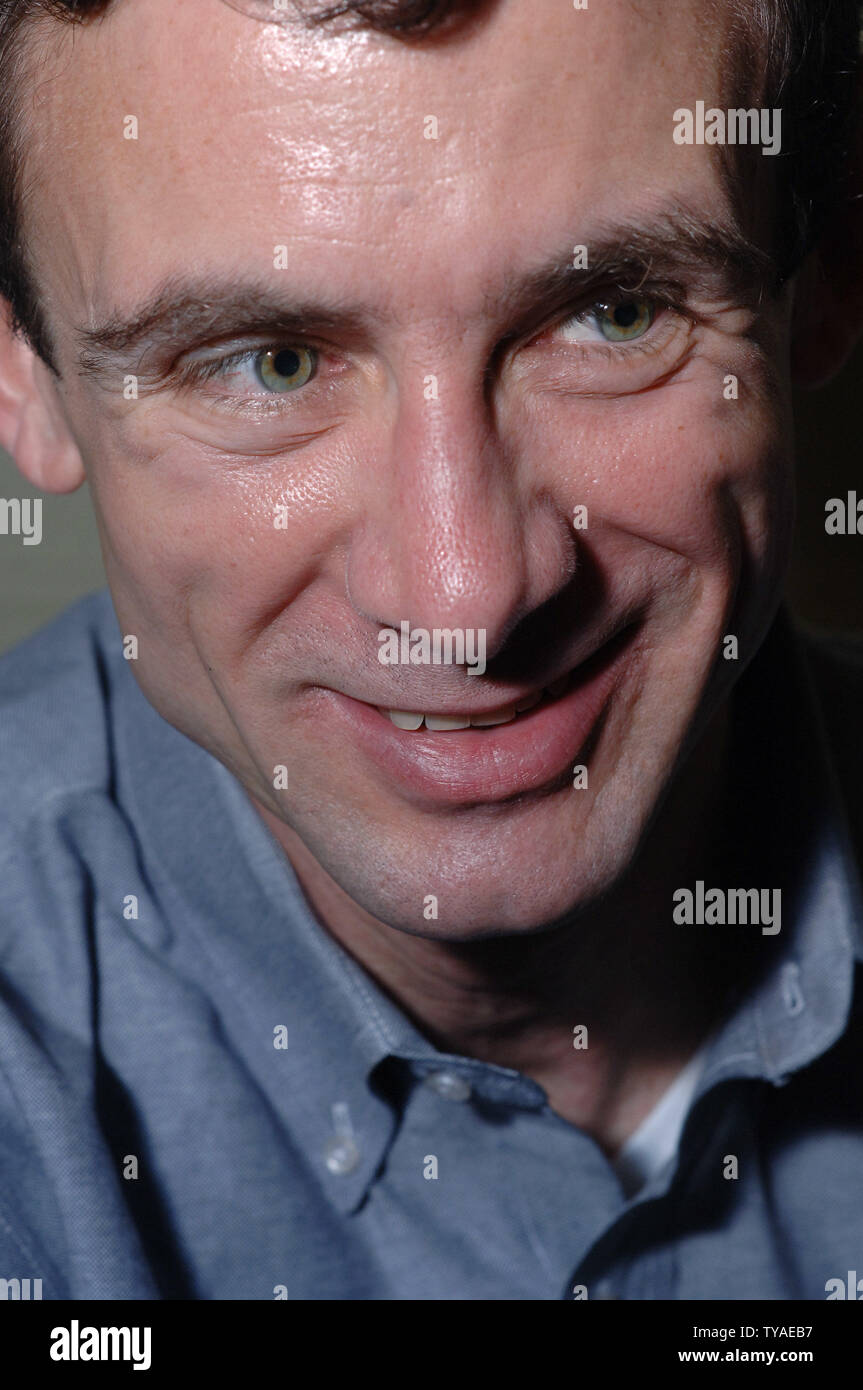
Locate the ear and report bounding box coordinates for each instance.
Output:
[0,301,85,493]
[791,94,863,390]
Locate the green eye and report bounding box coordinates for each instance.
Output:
[595,299,654,342]
[256,346,317,392]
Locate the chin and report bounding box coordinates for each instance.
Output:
[296,784,651,941]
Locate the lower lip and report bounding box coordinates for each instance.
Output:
[327,628,635,806]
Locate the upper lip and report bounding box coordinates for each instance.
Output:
[336,617,636,717]
[375,676,564,718]
[345,671,568,719]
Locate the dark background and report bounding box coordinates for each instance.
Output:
[790,340,863,631]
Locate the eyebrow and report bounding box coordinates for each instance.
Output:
[498,206,778,318]
[75,286,370,384]
[73,201,777,385]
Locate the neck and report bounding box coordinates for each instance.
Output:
[253,698,749,1155]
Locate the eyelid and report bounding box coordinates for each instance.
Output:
[172,339,322,392]
[558,300,656,345]
[512,289,697,400]
[544,308,687,365]
[557,288,689,332]
[510,284,693,358]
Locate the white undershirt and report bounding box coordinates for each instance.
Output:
[611,1047,707,1199]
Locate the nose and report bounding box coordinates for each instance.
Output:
[346,375,576,668]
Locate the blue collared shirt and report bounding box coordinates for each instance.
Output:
[0,591,861,1300]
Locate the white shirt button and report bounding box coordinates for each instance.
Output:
[425,1070,472,1102]
[324,1135,360,1175]
[780,962,805,1016]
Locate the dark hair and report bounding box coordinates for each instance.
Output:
[0,0,860,373]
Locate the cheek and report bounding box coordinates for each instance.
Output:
[81,417,361,646]
[516,355,793,583]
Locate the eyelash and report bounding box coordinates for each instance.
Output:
[173,348,314,390]
[168,344,332,420]
[171,288,692,401]
[556,291,688,340]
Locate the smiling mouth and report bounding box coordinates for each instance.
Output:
[369,620,640,734]
[376,673,571,731]
[330,621,638,804]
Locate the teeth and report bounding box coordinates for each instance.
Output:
[385,710,425,730]
[379,675,570,731]
[470,705,516,727]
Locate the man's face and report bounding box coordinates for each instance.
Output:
[21,0,794,935]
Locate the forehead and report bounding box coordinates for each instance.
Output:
[22,0,734,329]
